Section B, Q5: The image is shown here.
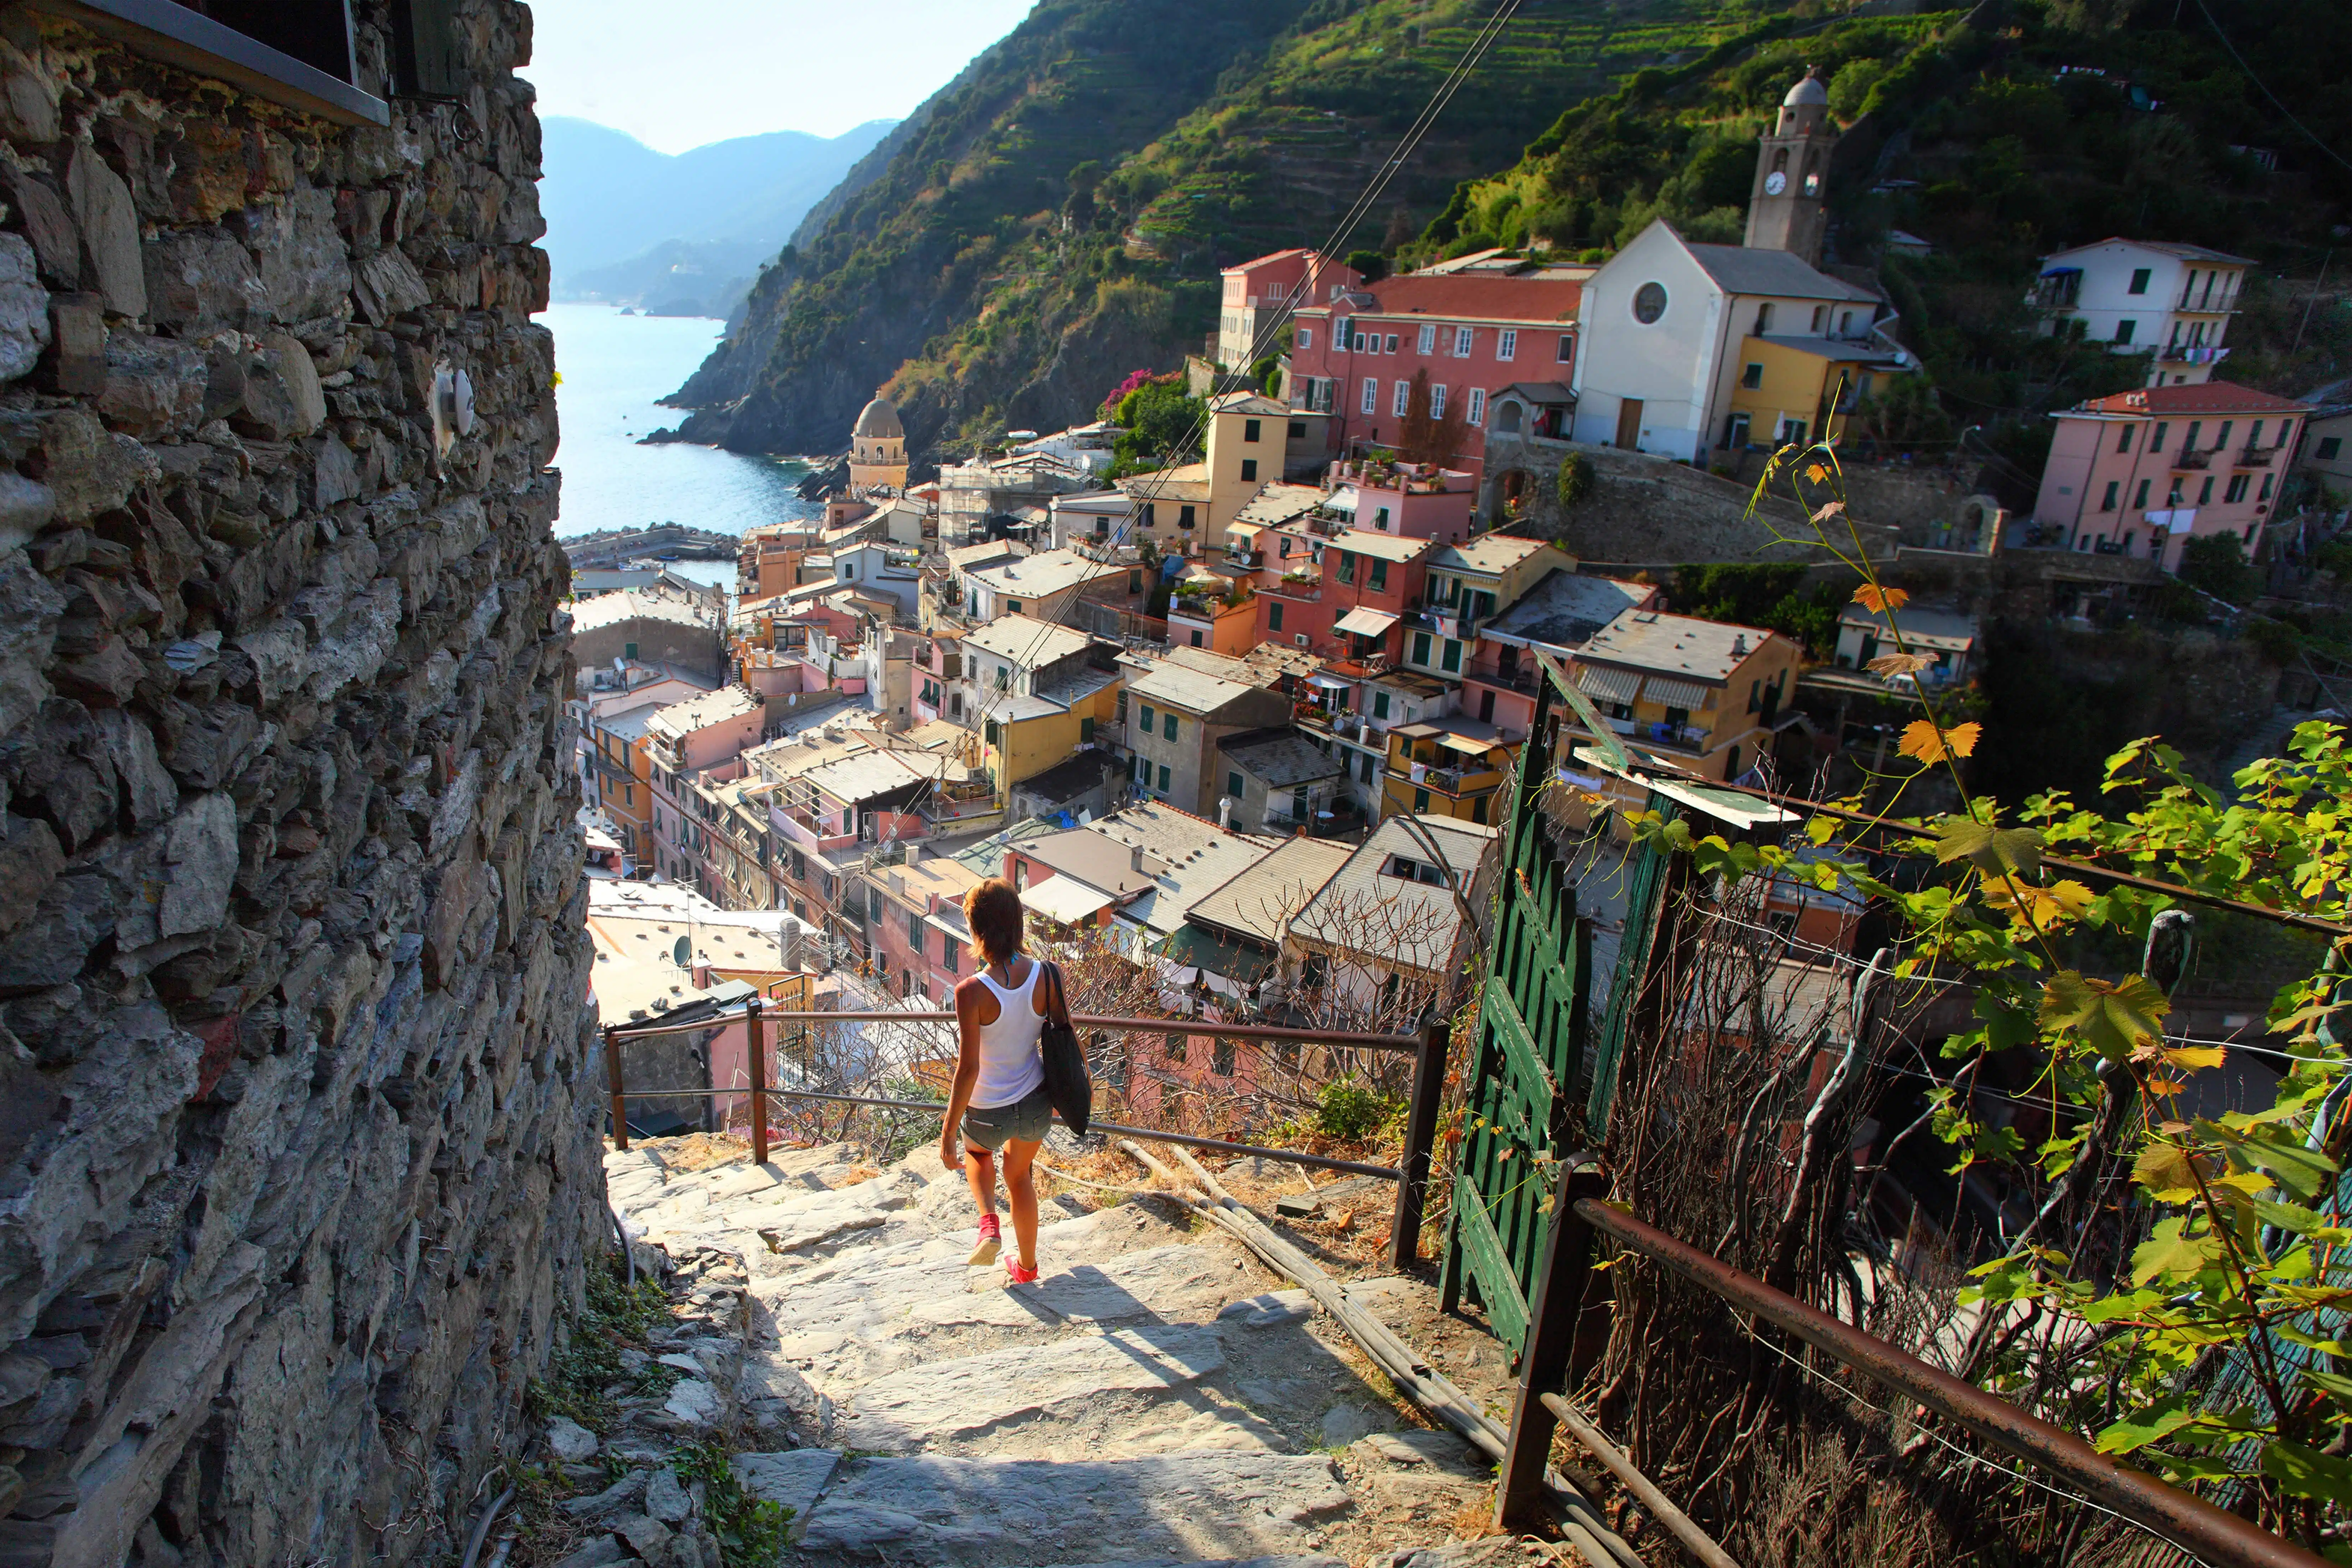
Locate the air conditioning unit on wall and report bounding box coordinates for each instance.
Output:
[1293,634,1309,647]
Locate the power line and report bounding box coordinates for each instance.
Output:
[899,0,1528,827]
[2188,0,2352,177]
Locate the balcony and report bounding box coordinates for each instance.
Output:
[2158,343,2231,364]
[1392,763,1500,796]
[2235,446,2274,468]
[1608,716,1710,753]
[1464,664,1542,698]
[2171,448,2212,470]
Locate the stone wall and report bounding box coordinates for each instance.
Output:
[0,6,599,1567]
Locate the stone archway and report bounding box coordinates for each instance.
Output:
[1483,467,1536,527]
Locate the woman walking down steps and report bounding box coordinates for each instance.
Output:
[941,878,1063,1284]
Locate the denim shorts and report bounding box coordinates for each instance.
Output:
[961,1084,1052,1152]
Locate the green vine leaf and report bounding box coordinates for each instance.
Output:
[2039,971,2171,1061]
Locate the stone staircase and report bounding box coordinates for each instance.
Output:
[571,1136,1566,1568]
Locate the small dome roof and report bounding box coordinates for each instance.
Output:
[853,396,904,440]
[1784,68,1829,108]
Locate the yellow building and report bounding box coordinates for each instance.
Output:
[1723,334,1904,452]
[959,615,1125,803]
[1381,722,1515,825]
[848,394,909,493]
[1202,392,1326,550]
[1568,610,1801,784]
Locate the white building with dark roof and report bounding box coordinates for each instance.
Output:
[1570,218,1891,463]
[2029,239,2252,387]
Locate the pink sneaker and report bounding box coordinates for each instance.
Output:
[1006,1258,1040,1284]
[967,1213,1001,1267]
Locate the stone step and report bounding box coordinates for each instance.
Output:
[796,1451,1354,1564]
[834,1322,1230,1453]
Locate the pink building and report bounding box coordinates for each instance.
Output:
[1322,458,1476,542]
[2032,382,2309,569]
[1284,262,1588,479]
[1250,525,1433,665]
[1216,249,1362,369]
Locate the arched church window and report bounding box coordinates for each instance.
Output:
[1496,401,1523,434]
[1802,153,1822,197]
[1771,148,1789,175]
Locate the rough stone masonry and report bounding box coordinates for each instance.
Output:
[0,4,602,1566]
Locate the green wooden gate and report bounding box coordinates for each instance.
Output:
[1439,662,1594,1354]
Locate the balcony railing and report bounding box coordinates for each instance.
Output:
[2235,446,2274,468]
[1392,764,1499,795]
[1609,717,1710,752]
[2172,448,2213,470]
[2158,343,2230,363]
[1464,664,1542,697]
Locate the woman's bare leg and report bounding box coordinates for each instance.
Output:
[1000,1137,1042,1269]
[964,1144,997,1218]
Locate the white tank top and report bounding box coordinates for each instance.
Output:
[971,958,1047,1109]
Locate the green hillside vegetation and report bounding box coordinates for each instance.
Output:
[667,0,1791,462]
[1414,0,2352,483]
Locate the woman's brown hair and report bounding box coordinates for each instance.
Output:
[963,878,1026,968]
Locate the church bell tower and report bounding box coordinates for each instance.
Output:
[1744,66,1836,264]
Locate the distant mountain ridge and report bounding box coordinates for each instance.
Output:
[540,117,895,317]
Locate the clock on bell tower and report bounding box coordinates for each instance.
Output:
[1744,66,1837,264]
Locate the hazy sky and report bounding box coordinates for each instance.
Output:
[525,0,1038,154]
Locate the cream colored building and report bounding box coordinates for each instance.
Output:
[849,394,909,493]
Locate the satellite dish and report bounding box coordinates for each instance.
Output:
[672,936,691,967]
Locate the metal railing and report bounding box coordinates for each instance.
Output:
[1494,1156,2332,1568]
[600,1005,1453,1270]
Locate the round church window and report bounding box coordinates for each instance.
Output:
[1632,282,1668,324]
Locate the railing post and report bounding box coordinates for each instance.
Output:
[604,1025,629,1152]
[1496,1153,1609,1530]
[1389,1019,1452,1270]
[746,996,769,1167]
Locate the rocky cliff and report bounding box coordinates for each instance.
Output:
[0,4,599,1566]
[662,0,1750,465]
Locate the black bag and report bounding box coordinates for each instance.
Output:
[1038,960,1092,1137]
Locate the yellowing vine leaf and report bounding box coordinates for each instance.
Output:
[1933,818,2044,877]
[2040,970,2171,1061]
[2132,1140,2207,1201]
[1804,462,1830,483]
[1899,720,1982,764]
[1853,583,1909,614]
[2162,1045,2226,1073]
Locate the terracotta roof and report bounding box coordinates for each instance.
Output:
[1320,273,1583,325]
[2071,381,2311,417]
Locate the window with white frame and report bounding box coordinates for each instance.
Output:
[1454,326,1474,356]
[1431,384,1448,417]
[1362,377,1378,414]
[1466,388,1486,425]
[1297,327,1312,350]
[1497,329,1517,361]
[1556,334,1573,363]
[1393,380,1411,417]
[1417,323,1436,353]
[1334,317,1349,346]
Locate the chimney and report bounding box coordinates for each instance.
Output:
[1731,634,1748,656]
[1218,798,1234,830]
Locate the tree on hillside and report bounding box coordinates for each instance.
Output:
[1395,370,1469,470]
[1111,377,1205,478]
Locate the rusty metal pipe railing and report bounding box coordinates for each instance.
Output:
[601,1057,1406,1180]
[604,1007,1422,1052]
[1573,1198,2333,1568]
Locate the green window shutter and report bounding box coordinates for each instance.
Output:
[985,719,1000,744]
[1080,716,1095,743]
[1157,764,1171,791]
[1163,712,1177,741]
[1441,639,1462,673]
[1227,771,1244,799]
[1374,691,1390,719]
[1139,704,1154,731]
[1414,788,1430,813]
[1008,599,1022,614]
[1411,633,1431,665]
[624,642,638,660]
[1370,559,1387,591]
[1269,602,1284,631]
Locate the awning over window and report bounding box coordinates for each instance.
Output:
[1439,733,1497,757]
[1307,673,1355,691]
[1334,607,1400,638]
[1642,676,1711,710]
[1018,875,1116,927]
[1576,665,1641,704]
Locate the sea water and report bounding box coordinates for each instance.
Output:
[538,301,821,541]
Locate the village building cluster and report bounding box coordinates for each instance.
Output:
[567,67,2335,1056]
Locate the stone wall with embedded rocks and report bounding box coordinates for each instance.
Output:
[0,5,601,1568]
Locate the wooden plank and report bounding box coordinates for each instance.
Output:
[1455,1178,1532,1351]
[1484,976,1557,1134]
